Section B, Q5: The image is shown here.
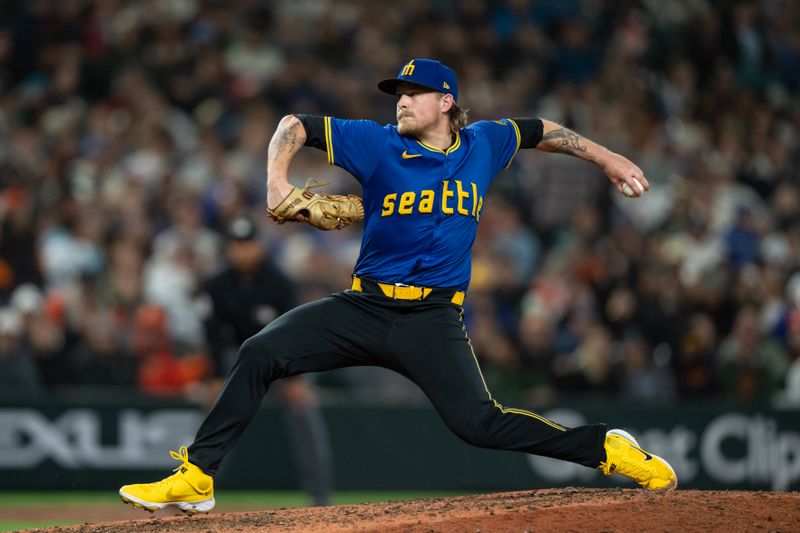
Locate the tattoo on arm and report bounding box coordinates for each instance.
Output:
[541,126,587,155]
[269,118,305,160]
[266,117,307,190]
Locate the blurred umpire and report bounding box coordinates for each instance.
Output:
[201,216,332,506]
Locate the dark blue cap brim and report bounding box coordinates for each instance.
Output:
[378,78,442,96]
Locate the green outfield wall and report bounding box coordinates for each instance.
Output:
[0,394,798,491]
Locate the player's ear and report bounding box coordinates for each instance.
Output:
[440,93,454,113]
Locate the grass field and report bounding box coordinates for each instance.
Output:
[0,490,462,531]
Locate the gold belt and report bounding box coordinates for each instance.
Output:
[351,275,465,305]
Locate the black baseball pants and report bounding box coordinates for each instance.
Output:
[188,281,607,475]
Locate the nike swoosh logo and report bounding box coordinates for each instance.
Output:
[632,445,653,461]
[402,151,422,159]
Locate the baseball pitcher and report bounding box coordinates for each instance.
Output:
[119,58,675,515]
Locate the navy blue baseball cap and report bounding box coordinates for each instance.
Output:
[378,59,459,102]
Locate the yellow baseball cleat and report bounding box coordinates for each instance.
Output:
[598,429,678,491]
[119,446,215,515]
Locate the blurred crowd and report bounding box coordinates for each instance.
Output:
[1,0,799,407]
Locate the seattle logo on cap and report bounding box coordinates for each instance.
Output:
[378,58,459,102]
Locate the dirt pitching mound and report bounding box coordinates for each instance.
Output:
[27,488,800,533]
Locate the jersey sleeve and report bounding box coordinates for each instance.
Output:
[325,117,387,184]
[467,119,523,174]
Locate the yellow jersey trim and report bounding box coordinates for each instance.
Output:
[446,132,462,155]
[458,310,566,432]
[416,140,442,154]
[415,132,461,155]
[324,116,334,165]
[504,119,522,169]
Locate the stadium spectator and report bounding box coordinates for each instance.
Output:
[0,0,797,407]
[717,305,789,404]
[0,307,40,393]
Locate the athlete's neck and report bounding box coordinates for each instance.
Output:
[416,123,454,151]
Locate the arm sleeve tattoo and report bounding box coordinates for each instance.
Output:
[541,125,588,155]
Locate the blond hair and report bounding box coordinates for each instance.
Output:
[449,102,469,135]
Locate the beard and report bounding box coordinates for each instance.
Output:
[397,115,421,136]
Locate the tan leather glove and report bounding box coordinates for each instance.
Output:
[267,180,364,231]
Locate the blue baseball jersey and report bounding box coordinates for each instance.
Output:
[324,116,521,291]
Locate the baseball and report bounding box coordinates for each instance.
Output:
[622,178,645,197]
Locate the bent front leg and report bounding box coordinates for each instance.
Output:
[188,295,374,474]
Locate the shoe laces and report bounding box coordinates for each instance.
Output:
[169,446,191,474]
[149,446,208,493]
